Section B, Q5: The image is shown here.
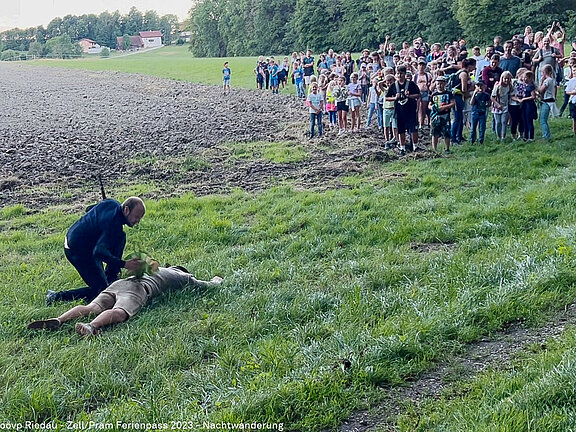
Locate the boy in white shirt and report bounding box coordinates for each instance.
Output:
[307,83,324,138]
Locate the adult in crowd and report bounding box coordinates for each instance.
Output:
[482,54,503,93]
[475,46,495,80]
[499,40,522,77]
[302,49,315,89]
[46,197,146,305]
[533,36,562,81]
[30,266,223,336]
[386,65,421,154]
[451,58,477,145]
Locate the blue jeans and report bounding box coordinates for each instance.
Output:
[366,102,383,129]
[540,102,551,139]
[470,112,486,143]
[310,112,323,137]
[493,110,508,139]
[296,82,305,98]
[451,94,465,143]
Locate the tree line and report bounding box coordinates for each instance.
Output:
[188,0,576,57]
[0,7,180,58]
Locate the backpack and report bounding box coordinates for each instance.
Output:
[445,71,461,94]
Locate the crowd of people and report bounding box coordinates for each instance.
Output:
[252,23,576,154]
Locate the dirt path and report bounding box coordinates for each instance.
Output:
[337,302,576,431]
[0,63,435,210]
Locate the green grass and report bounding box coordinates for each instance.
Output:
[7,48,576,429]
[397,328,576,432]
[26,45,288,92]
[3,128,576,429]
[229,141,308,163]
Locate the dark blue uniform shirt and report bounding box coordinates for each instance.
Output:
[66,199,127,269]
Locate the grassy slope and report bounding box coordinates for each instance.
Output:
[5,49,576,430]
[3,135,576,429]
[27,46,279,92]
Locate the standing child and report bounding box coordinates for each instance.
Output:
[334,76,349,134]
[470,80,491,144]
[491,71,514,140]
[269,58,280,94]
[565,64,576,135]
[518,71,538,141]
[382,74,397,148]
[307,83,324,139]
[366,76,383,131]
[292,59,305,98]
[222,61,231,93]
[347,72,363,132]
[538,64,556,140]
[326,78,338,130]
[429,75,456,153]
[359,64,370,102]
[414,59,432,129]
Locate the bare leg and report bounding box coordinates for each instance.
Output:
[90,308,129,330]
[58,303,103,323]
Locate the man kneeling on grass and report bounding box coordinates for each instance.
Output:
[28,266,223,337]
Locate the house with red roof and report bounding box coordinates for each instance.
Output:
[116,35,144,51]
[139,31,163,48]
[78,38,103,54]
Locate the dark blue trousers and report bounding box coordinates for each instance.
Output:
[55,247,123,302]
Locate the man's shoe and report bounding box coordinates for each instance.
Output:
[75,322,99,337]
[45,290,58,306]
[27,318,61,330]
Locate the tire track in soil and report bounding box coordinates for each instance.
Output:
[337,302,576,432]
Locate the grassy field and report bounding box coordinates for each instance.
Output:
[4,49,576,430]
[27,45,287,92]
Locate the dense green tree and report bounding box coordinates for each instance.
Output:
[370,0,425,44]
[418,0,462,44]
[339,0,378,51]
[46,17,63,38]
[253,0,296,54]
[94,10,123,48]
[159,14,180,45]
[122,34,132,50]
[45,34,82,58]
[143,10,161,31]
[124,7,144,36]
[28,41,45,57]
[291,0,334,52]
[217,0,253,55]
[455,0,510,44]
[189,0,226,56]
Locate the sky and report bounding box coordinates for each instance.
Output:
[0,0,194,31]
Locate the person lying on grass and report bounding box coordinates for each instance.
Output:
[28,266,223,337]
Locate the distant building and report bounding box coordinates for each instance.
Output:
[179,31,191,43]
[116,35,144,51]
[139,31,163,48]
[78,38,103,54]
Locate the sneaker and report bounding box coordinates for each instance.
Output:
[27,318,61,330]
[75,322,100,337]
[445,149,451,155]
[399,148,406,156]
[46,289,58,306]
[384,143,391,150]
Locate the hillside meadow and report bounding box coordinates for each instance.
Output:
[3,47,576,430]
[27,45,280,92]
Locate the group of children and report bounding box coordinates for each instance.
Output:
[283,26,576,152]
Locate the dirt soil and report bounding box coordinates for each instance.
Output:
[0,63,437,210]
